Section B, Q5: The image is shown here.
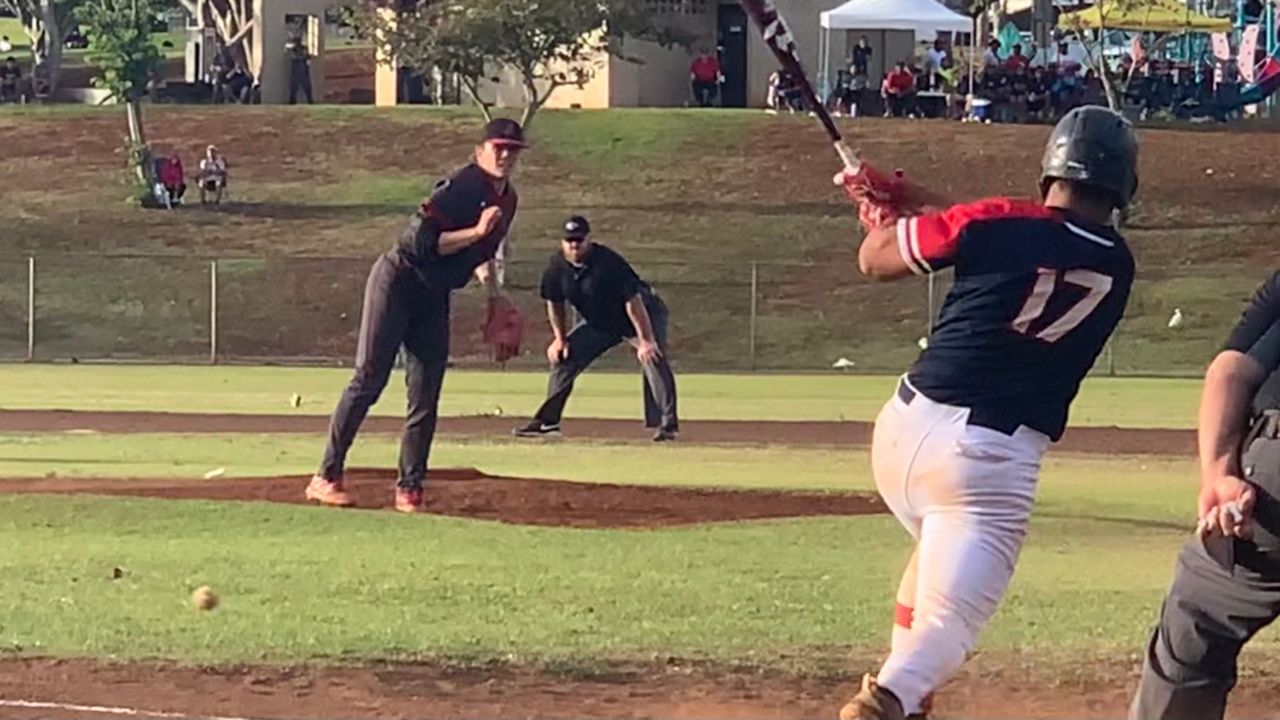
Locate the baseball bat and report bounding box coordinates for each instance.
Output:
[737,0,860,172]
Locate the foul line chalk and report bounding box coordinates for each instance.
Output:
[0,698,260,720]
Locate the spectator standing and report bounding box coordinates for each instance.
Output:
[983,39,1002,68]
[1004,43,1030,72]
[0,57,22,103]
[286,31,313,104]
[923,38,949,90]
[852,36,873,78]
[689,47,720,107]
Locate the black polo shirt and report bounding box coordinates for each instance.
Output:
[540,243,644,338]
[394,163,518,291]
[1224,272,1280,414]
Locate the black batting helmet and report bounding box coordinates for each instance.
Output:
[1040,105,1139,209]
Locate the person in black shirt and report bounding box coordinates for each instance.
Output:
[514,215,679,441]
[307,118,526,513]
[1131,271,1280,720]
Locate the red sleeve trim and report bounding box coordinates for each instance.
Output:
[902,198,1054,273]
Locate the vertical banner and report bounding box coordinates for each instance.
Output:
[1240,23,1260,83]
[1211,32,1231,85]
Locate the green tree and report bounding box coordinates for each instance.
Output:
[357,0,691,127]
[77,0,164,196]
[0,0,79,96]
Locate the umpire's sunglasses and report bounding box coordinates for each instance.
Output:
[562,235,588,244]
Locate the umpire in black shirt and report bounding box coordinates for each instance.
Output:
[514,215,679,441]
[307,119,525,513]
[1131,271,1280,719]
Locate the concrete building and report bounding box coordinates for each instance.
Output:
[375,0,854,109]
[185,0,332,104]
[372,0,981,110]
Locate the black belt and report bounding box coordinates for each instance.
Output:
[895,379,1020,436]
[896,381,916,405]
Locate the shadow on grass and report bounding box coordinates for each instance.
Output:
[205,201,404,220]
[1040,511,1186,532]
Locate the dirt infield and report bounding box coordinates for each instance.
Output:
[0,468,883,528]
[0,410,1195,455]
[2,657,1279,719]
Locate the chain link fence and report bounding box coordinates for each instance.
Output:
[0,252,1263,375]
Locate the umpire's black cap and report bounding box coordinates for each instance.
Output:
[563,215,591,240]
[483,118,528,148]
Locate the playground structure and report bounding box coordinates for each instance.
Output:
[1055,0,1280,115]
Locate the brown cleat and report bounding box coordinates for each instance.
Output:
[839,675,906,720]
[304,475,354,507]
[394,488,424,514]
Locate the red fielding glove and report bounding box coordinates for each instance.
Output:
[482,295,525,363]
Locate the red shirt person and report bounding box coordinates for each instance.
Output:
[881,62,917,117]
[1005,43,1030,72]
[690,50,721,107]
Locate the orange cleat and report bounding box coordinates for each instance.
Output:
[394,487,424,514]
[304,475,354,508]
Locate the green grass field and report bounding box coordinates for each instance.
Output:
[2,106,1275,373]
[0,432,1232,669]
[2,363,1277,686]
[0,364,1204,428]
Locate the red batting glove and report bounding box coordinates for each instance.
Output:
[834,162,907,207]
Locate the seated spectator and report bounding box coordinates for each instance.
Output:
[197,144,228,205]
[0,57,21,103]
[156,153,186,208]
[1026,65,1049,119]
[828,69,855,116]
[29,60,51,100]
[767,69,804,113]
[979,66,1011,121]
[689,47,720,107]
[1081,69,1106,106]
[1007,64,1030,122]
[0,36,12,53]
[881,61,916,117]
[224,65,254,104]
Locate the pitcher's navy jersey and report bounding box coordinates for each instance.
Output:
[900,198,1135,441]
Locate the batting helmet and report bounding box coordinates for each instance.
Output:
[1040,106,1139,209]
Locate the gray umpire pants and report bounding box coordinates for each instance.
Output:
[533,293,678,432]
[320,252,449,490]
[1130,432,1280,720]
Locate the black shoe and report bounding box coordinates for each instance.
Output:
[652,428,678,442]
[513,421,562,438]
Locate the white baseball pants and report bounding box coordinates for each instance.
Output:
[871,378,1050,714]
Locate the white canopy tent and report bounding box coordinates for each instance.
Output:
[817,0,972,96]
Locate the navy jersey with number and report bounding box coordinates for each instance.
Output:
[899,198,1135,440]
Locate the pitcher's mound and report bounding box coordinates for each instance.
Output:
[0,468,886,529]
